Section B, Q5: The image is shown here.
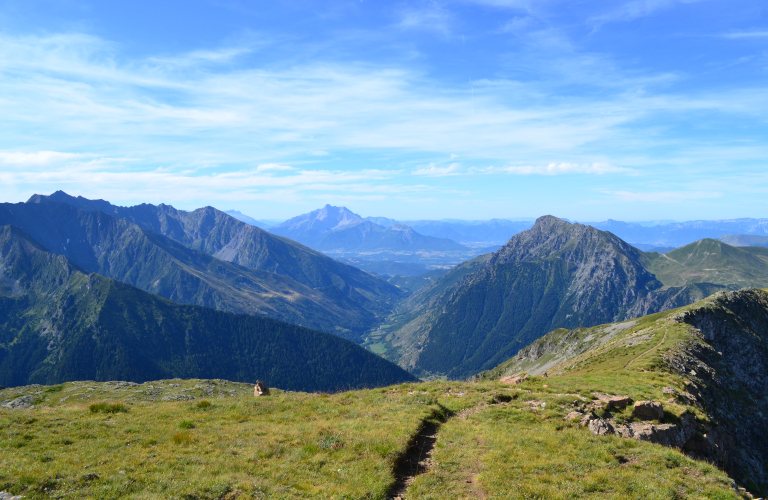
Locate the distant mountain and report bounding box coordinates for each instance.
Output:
[588,218,768,248]
[401,219,534,246]
[381,216,725,379]
[645,239,768,289]
[361,217,534,246]
[717,233,768,247]
[0,225,416,391]
[223,210,281,228]
[631,242,676,253]
[270,205,468,254]
[12,194,405,340]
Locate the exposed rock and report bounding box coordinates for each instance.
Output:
[580,413,596,427]
[588,418,614,436]
[613,413,697,449]
[254,380,270,396]
[595,393,632,410]
[670,289,768,492]
[565,411,584,421]
[0,395,35,410]
[662,386,677,395]
[0,492,25,499]
[632,401,664,421]
[161,395,196,401]
[499,374,527,385]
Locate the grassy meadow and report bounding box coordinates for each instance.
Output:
[1,369,742,499]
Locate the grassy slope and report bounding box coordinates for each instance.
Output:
[1,361,741,499]
[645,239,768,288]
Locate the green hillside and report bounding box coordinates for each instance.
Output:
[380,217,725,379]
[3,289,763,498]
[472,288,768,495]
[716,233,768,247]
[0,200,402,340]
[645,238,768,288]
[0,225,415,391]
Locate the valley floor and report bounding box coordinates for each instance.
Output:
[1,373,744,499]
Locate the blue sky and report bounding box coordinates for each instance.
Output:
[0,0,766,221]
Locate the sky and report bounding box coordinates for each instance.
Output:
[0,0,766,221]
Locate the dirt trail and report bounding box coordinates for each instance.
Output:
[387,405,455,500]
[625,327,668,368]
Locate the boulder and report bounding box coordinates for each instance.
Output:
[613,413,697,449]
[588,418,614,436]
[0,395,35,410]
[565,411,584,421]
[632,401,664,421]
[499,374,527,385]
[595,393,632,410]
[254,380,270,397]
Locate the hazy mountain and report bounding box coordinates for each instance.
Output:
[381,216,725,379]
[401,219,534,246]
[3,199,402,340]
[0,225,416,391]
[589,218,768,248]
[717,233,768,247]
[645,239,768,289]
[270,205,467,254]
[223,210,281,228]
[269,205,365,245]
[363,217,534,246]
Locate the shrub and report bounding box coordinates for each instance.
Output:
[89,402,128,414]
[195,400,212,409]
[178,420,195,429]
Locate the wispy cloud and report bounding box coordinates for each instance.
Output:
[720,31,768,39]
[476,163,630,175]
[603,190,721,203]
[397,6,452,36]
[412,163,461,176]
[591,0,676,23]
[255,164,294,172]
[0,151,89,165]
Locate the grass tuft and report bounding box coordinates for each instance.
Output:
[89,402,128,414]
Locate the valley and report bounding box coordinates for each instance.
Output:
[2,192,768,498]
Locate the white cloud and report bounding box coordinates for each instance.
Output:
[412,163,461,176]
[591,0,677,23]
[255,163,294,172]
[500,162,630,175]
[0,151,91,166]
[603,190,721,203]
[397,7,452,36]
[720,31,768,39]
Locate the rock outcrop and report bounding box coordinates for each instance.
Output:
[632,401,664,421]
[668,289,768,494]
[0,395,35,410]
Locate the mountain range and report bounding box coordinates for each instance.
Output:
[223,210,282,229]
[373,216,758,379]
[269,205,469,253]
[0,224,415,391]
[588,218,768,248]
[7,192,404,340]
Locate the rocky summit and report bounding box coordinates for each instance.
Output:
[380,215,726,379]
